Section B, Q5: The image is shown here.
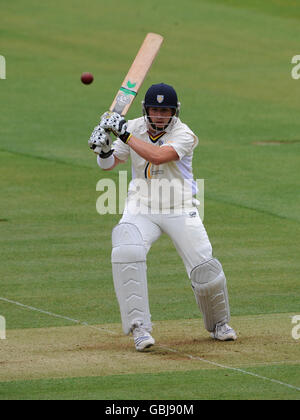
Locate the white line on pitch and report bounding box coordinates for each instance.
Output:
[0,296,118,335]
[158,344,300,393]
[1,296,299,393]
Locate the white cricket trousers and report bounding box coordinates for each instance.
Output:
[119,205,213,277]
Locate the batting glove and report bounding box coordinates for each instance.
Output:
[100,111,132,143]
[88,125,113,157]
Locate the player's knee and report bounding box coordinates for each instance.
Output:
[191,258,224,286]
[187,244,213,278]
[111,223,146,263]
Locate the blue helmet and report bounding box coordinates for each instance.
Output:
[144,83,179,110]
[142,83,180,132]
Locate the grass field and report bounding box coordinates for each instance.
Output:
[1,0,300,400]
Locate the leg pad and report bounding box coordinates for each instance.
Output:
[191,258,230,332]
[111,223,151,335]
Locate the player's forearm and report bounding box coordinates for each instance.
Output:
[127,135,178,165]
[126,135,159,164]
[98,113,178,164]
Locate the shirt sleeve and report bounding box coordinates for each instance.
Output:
[162,131,198,160]
[112,138,130,162]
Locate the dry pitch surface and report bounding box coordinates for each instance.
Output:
[1,313,299,391]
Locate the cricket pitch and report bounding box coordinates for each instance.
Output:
[0,313,299,383]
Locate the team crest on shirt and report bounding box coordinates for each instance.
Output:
[157,95,164,104]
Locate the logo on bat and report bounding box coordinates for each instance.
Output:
[127,81,137,89]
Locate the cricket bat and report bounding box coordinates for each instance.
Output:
[109,33,164,116]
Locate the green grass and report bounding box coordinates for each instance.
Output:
[0,153,298,328]
[1,366,299,400]
[0,0,300,400]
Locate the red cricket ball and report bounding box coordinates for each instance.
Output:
[81,72,94,85]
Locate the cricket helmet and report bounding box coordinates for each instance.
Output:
[142,83,180,132]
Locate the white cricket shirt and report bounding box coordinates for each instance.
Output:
[112,117,199,212]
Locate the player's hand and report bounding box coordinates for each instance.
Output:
[88,125,113,156]
[100,112,131,143]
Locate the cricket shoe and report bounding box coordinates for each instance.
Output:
[131,322,155,351]
[211,322,237,341]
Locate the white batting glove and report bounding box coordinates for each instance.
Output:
[100,111,131,143]
[88,125,113,157]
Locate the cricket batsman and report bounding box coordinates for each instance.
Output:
[88,83,237,351]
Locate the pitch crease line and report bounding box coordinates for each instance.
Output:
[0,297,118,335]
[1,296,299,393]
[158,344,300,393]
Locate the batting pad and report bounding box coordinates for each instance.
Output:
[111,223,152,335]
[190,258,230,332]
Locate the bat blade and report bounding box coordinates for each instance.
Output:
[110,33,164,116]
